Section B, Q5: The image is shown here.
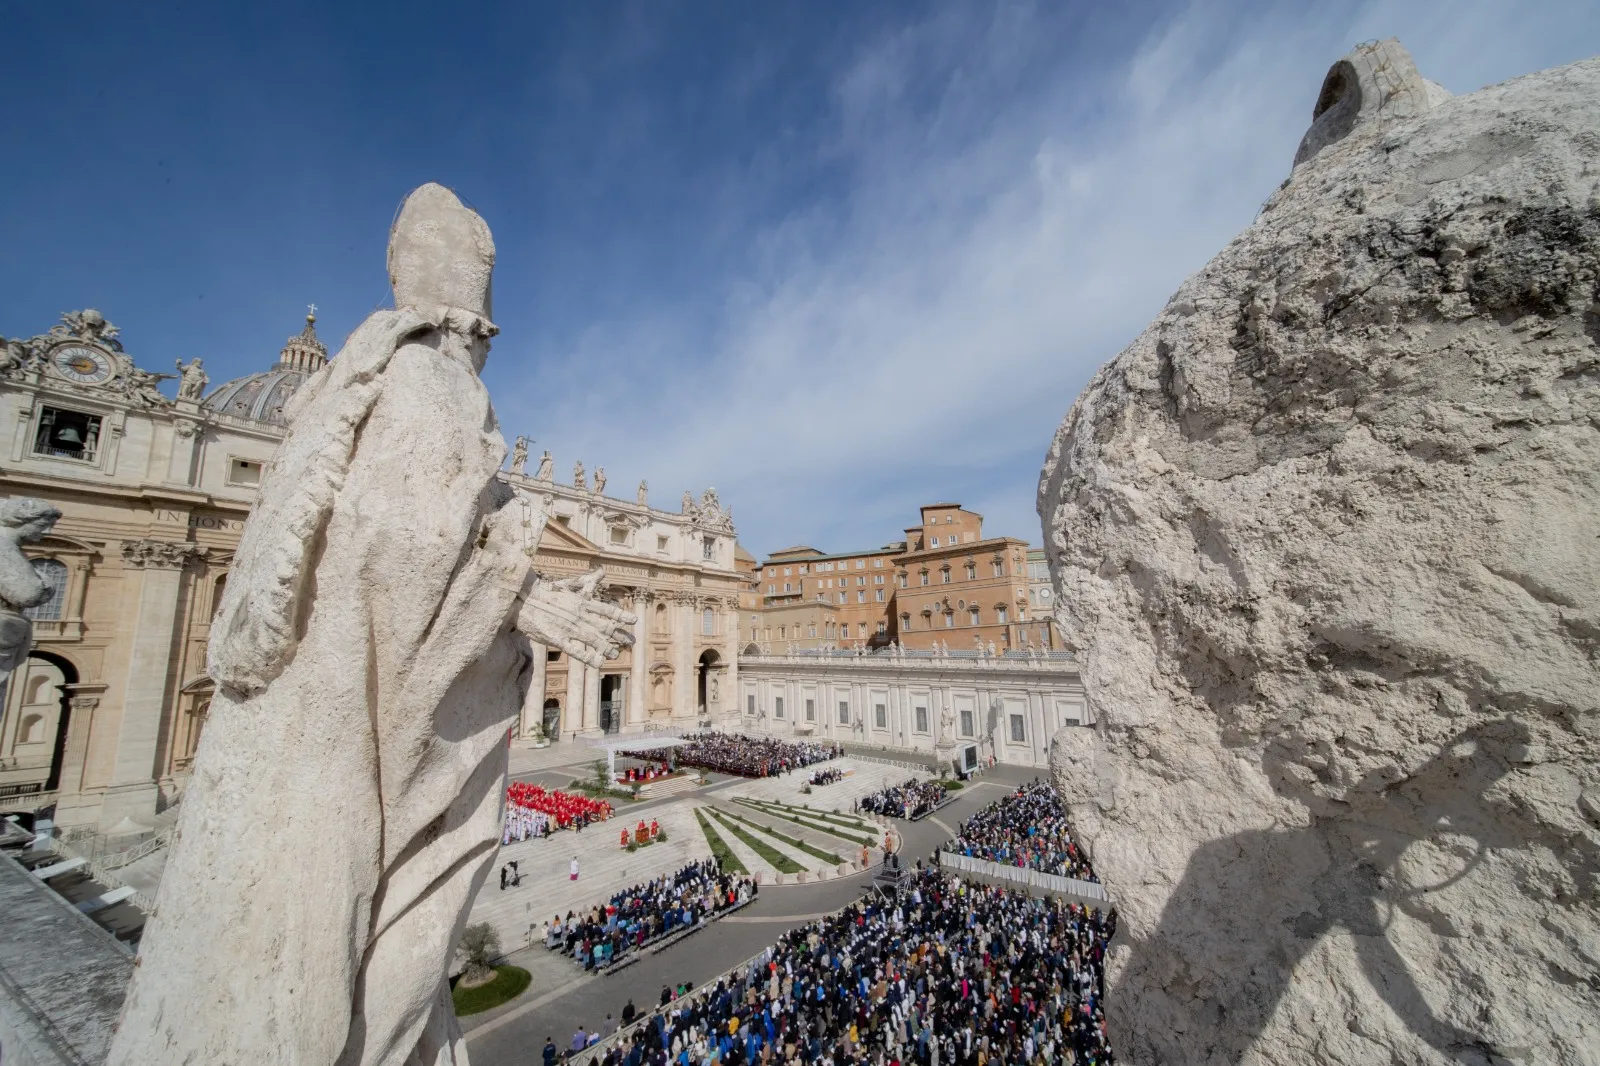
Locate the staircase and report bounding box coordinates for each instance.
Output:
[638,775,701,801]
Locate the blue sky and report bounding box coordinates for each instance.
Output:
[5,2,1597,557]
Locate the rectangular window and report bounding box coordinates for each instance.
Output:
[930,537,939,547]
[873,559,883,568]
[838,701,850,725]
[799,565,808,574]
[943,613,953,628]
[805,699,815,721]
[747,694,756,716]
[970,608,981,626]
[875,590,884,603]
[857,560,866,569]
[1010,714,1026,743]
[941,570,951,584]
[784,583,792,592]
[609,526,628,545]
[775,696,784,719]
[702,609,715,636]
[768,584,775,594]
[227,457,263,487]
[997,606,1009,624]
[837,592,846,604]
[960,709,974,737]
[876,621,886,635]
[857,591,866,603]
[874,703,887,729]
[965,564,976,580]
[32,407,103,463]
[914,706,928,733]
[657,535,668,550]
[993,562,1004,577]
[899,575,908,589]
[919,573,929,586]
[784,567,792,576]
[808,624,817,637]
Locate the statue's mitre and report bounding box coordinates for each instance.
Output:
[387,182,496,327]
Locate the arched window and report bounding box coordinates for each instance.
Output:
[655,602,670,634]
[22,559,67,621]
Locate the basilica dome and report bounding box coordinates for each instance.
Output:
[202,311,328,426]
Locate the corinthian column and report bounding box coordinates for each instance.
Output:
[101,539,201,829]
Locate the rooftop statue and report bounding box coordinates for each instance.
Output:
[0,498,62,688]
[1039,41,1599,1066]
[107,183,634,1066]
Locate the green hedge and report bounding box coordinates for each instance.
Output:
[734,800,874,847]
[744,798,875,834]
[939,780,964,791]
[451,965,531,1017]
[719,809,843,865]
[710,811,804,874]
[694,808,748,875]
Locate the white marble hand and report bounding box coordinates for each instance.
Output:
[516,568,636,669]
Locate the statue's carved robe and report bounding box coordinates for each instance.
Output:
[110,319,537,1066]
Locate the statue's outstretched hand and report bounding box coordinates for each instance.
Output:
[517,568,636,669]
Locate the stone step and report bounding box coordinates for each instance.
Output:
[637,775,701,801]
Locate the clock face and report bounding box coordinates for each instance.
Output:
[50,344,115,385]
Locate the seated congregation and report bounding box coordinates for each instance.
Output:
[807,767,844,787]
[544,859,758,972]
[584,866,1115,1066]
[857,778,947,820]
[942,780,1099,882]
[666,733,841,779]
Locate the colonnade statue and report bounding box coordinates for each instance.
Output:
[107,184,635,1066]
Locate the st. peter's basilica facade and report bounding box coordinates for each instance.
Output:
[0,310,743,835]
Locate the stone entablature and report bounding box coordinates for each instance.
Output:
[736,647,1088,769]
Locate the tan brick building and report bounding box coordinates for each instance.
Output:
[891,504,1031,652]
[751,544,898,649]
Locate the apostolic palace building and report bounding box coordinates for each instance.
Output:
[0,310,745,836]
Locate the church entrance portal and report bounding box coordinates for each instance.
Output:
[541,698,561,741]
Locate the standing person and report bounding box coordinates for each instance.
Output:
[601,1012,618,1038]
[622,999,637,1025]
[571,856,580,882]
[499,865,508,891]
[570,1026,588,1053]
[542,1036,558,1066]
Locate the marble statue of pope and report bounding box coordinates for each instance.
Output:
[107,184,634,1066]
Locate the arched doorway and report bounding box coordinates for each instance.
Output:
[0,650,77,794]
[697,650,722,715]
[541,698,561,741]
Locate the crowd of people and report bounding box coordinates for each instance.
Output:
[576,866,1115,1066]
[620,759,676,784]
[670,733,842,779]
[857,778,948,821]
[543,859,758,972]
[505,782,613,843]
[942,780,1098,882]
[807,767,844,787]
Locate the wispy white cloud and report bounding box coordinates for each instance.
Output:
[491,0,1600,558]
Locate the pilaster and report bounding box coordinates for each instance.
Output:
[100,539,201,830]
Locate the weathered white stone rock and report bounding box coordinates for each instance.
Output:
[0,498,62,688]
[107,184,634,1066]
[1039,41,1599,1066]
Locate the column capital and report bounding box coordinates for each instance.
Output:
[122,539,203,570]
